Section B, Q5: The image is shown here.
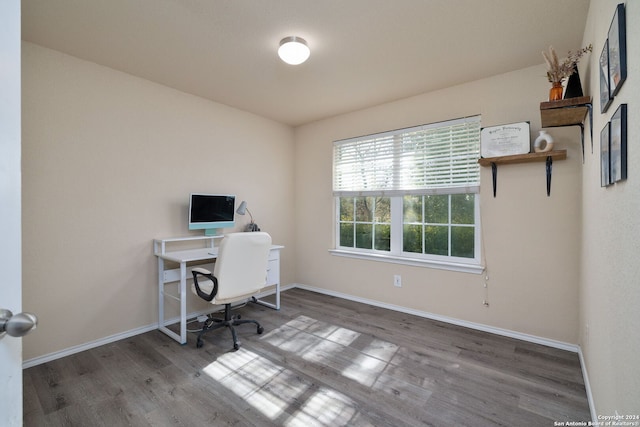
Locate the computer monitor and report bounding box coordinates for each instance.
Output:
[188,193,235,236]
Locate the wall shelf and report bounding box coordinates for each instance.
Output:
[478,150,567,166]
[540,96,592,162]
[478,150,567,197]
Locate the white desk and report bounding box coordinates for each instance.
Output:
[154,235,283,344]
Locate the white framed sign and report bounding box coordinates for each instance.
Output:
[481,122,530,158]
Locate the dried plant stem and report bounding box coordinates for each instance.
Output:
[543,44,592,83]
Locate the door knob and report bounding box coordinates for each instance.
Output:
[0,309,38,338]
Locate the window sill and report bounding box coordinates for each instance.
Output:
[329,249,485,274]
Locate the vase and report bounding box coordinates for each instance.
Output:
[534,130,554,153]
[549,82,563,101]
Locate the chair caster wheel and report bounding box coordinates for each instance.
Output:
[237,314,242,320]
[257,326,264,334]
[233,343,240,351]
[196,339,203,348]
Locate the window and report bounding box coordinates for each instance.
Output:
[403,194,476,258]
[339,196,391,250]
[332,116,482,273]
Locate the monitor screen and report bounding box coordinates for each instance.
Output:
[188,194,235,235]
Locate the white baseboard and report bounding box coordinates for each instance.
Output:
[22,286,292,369]
[578,346,598,425]
[22,323,158,369]
[293,283,580,353]
[23,282,577,361]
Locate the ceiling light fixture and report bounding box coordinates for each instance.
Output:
[278,36,310,65]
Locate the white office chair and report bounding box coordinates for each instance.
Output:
[191,232,272,350]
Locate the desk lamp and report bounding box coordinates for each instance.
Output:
[236,201,260,232]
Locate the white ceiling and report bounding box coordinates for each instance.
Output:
[21,0,590,127]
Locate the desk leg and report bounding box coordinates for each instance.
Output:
[158,257,164,330]
[179,262,187,344]
[253,282,281,310]
[158,259,188,344]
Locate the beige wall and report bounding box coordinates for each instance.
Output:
[295,64,583,344]
[21,42,295,360]
[580,0,640,416]
[22,4,640,414]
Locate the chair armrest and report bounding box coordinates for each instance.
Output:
[192,269,218,302]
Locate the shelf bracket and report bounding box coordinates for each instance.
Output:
[579,103,593,164]
[491,162,497,198]
[587,102,593,154]
[546,156,553,197]
[579,123,585,164]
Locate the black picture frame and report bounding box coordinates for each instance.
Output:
[610,104,627,183]
[599,40,612,113]
[608,3,627,97]
[600,122,610,187]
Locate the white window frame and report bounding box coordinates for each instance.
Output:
[331,117,484,274]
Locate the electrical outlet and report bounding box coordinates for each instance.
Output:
[393,275,402,287]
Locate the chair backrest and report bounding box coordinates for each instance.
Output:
[213,232,272,300]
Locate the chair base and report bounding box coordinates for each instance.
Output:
[196,303,263,350]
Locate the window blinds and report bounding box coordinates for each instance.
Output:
[333,116,481,196]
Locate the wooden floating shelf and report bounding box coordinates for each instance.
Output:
[540,96,591,128]
[540,96,592,162]
[478,150,567,166]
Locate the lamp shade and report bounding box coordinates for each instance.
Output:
[278,36,310,65]
[235,200,259,231]
[236,200,247,215]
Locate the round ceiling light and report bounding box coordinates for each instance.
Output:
[278,36,310,65]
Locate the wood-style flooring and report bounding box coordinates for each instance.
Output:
[23,288,591,426]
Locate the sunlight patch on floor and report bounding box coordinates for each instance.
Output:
[341,352,387,387]
[203,348,289,419]
[261,316,361,355]
[326,326,360,346]
[361,338,399,361]
[201,315,412,424]
[263,316,400,388]
[284,387,358,427]
[203,347,358,425]
[341,338,400,386]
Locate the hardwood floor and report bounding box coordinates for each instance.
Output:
[24,288,591,426]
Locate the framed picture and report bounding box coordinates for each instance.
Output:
[600,122,610,187]
[608,3,627,97]
[610,104,627,183]
[599,40,612,113]
[480,122,530,158]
